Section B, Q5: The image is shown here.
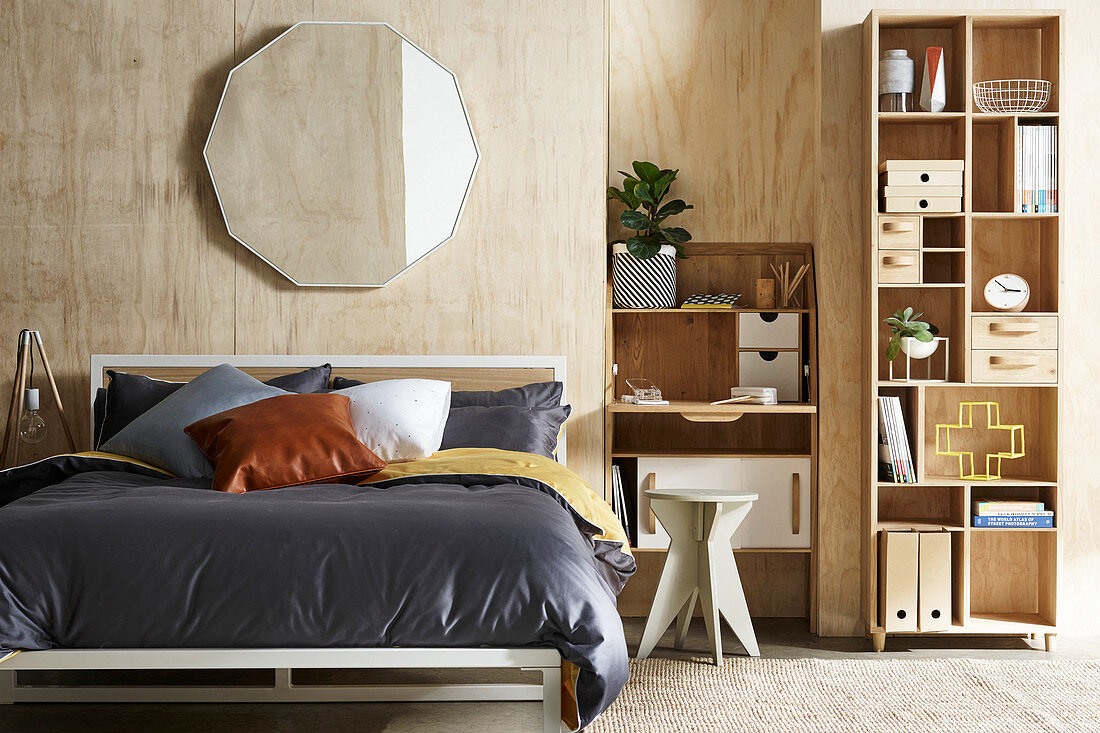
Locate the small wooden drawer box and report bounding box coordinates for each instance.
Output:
[739,350,800,401]
[972,349,1057,383]
[879,169,963,186]
[738,312,800,348]
[972,316,1058,350]
[877,216,919,249]
[881,196,962,213]
[877,250,919,284]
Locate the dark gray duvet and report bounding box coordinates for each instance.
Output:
[0,456,632,729]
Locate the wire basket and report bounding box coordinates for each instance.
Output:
[973,79,1051,113]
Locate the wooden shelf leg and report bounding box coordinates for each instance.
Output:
[871,631,886,653]
[1044,633,1057,653]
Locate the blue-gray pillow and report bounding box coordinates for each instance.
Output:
[100,364,289,477]
[440,404,570,458]
[95,365,332,449]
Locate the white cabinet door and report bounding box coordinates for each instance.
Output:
[733,458,811,549]
[635,458,742,549]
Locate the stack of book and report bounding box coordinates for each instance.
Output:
[878,396,915,483]
[1017,124,1058,213]
[879,159,964,213]
[972,499,1054,528]
[609,465,631,540]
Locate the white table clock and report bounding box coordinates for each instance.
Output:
[983,273,1030,312]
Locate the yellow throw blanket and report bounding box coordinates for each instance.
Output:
[363,447,631,556]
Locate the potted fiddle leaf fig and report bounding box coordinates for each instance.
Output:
[885,307,940,360]
[607,162,693,308]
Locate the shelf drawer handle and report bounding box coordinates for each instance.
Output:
[882,221,915,233]
[989,355,1040,368]
[881,255,915,266]
[791,473,800,535]
[988,322,1040,335]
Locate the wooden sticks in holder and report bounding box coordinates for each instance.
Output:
[1,330,76,468]
[770,261,810,308]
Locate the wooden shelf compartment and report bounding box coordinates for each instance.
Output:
[877,384,922,479]
[972,16,1060,113]
[922,216,965,249]
[923,250,965,284]
[970,483,1058,529]
[877,483,966,531]
[877,18,967,113]
[971,217,1059,313]
[877,287,966,382]
[972,117,1016,213]
[877,118,966,183]
[969,529,1056,627]
[921,386,1058,485]
[671,243,813,308]
[610,308,809,315]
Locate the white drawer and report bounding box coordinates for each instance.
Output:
[882,195,962,213]
[732,458,811,549]
[880,170,963,186]
[738,350,800,401]
[738,312,800,348]
[635,458,742,549]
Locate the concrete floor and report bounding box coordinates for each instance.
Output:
[2,618,1097,732]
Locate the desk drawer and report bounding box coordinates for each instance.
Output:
[972,349,1057,383]
[878,250,919,284]
[972,316,1057,350]
[877,216,919,249]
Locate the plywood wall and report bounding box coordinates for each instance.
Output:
[609,0,817,243]
[0,0,608,488]
[820,0,1100,637]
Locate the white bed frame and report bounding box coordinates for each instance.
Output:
[1,355,569,733]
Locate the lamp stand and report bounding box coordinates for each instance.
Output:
[1,330,76,468]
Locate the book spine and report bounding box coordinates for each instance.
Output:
[973,515,1053,528]
[973,500,1044,514]
[877,397,897,482]
[976,510,1053,517]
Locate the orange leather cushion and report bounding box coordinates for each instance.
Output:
[185,393,386,493]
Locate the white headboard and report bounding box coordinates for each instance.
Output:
[89,355,568,465]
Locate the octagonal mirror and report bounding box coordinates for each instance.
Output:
[204,22,479,287]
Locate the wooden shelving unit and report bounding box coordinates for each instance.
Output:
[863,11,1063,651]
[606,241,819,627]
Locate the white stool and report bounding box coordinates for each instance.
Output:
[636,488,760,665]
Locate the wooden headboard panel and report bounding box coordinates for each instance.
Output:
[89,355,567,463]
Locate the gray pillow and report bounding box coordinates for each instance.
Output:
[440,404,571,458]
[448,381,563,409]
[100,364,288,477]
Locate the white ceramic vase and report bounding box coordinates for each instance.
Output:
[900,336,939,360]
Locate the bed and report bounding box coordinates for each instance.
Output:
[0,355,633,732]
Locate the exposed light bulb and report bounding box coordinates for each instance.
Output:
[18,388,47,445]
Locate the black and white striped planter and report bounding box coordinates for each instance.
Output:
[611,243,677,309]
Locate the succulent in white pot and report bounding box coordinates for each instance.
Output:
[607,162,693,309]
[885,307,940,360]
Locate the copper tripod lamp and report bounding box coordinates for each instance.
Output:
[1,330,76,468]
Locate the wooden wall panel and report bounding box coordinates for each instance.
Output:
[608,0,816,243]
[821,0,1100,637]
[0,0,607,491]
[0,1,237,460]
[230,0,607,488]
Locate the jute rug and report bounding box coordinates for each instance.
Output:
[589,658,1100,732]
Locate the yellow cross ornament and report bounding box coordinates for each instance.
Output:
[934,401,1025,481]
